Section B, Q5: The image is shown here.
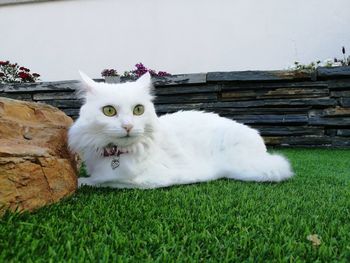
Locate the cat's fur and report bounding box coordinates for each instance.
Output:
[68,72,293,188]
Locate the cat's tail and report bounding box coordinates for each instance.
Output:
[227,152,294,182]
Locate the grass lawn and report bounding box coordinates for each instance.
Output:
[1,148,350,262]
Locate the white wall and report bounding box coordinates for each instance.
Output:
[0,0,349,81]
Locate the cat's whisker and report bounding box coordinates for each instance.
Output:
[100,129,124,133]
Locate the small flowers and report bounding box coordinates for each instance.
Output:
[0,61,10,66]
[289,61,321,71]
[132,63,149,78]
[157,71,171,77]
[101,63,171,80]
[290,47,350,72]
[131,63,171,78]
[18,72,31,79]
[19,67,30,72]
[101,69,119,77]
[0,60,40,83]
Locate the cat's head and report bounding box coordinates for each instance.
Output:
[71,71,158,152]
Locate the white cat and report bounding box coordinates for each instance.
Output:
[68,72,293,189]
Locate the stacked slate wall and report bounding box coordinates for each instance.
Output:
[1,67,350,147]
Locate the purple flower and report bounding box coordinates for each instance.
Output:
[19,66,30,72]
[101,68,119,77]
[102,63,171,80]
[157,71,171,77]
[0,60,40,83]
[148,69,157,76]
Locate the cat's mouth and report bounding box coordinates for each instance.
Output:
[118,131,140,139]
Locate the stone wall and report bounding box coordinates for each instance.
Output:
[1,67,350,147]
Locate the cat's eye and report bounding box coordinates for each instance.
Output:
[133,104,145,116]
[102,105,117,117]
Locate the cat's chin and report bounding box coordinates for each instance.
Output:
[112,136,140,147]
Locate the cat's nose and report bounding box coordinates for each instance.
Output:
[122,124,133,133]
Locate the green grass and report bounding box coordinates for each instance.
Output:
[1,149,350,262]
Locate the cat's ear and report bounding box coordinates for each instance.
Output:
[136,72,153,93]
[78,70,96,94]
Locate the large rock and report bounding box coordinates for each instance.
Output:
[0,97,77,215]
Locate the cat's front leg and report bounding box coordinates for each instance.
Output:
[78,177,96,187]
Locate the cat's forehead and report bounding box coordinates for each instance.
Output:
[88,81,151,105]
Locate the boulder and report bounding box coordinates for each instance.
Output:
[0,97,77,215]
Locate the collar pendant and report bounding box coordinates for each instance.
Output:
[111,157,120,169]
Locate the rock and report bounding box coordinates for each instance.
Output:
[152,73,207,86]
[155,93,217,104]
[0,97,77,215]
[207,70,312,82]
[340,97,350,107]
[317,66,350,79]
[155,84,220,95]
